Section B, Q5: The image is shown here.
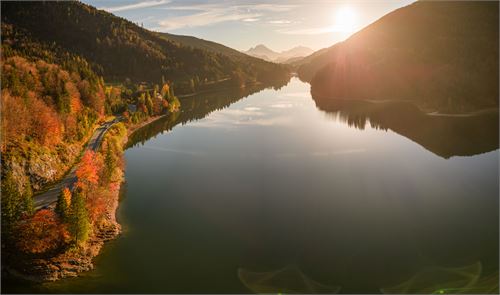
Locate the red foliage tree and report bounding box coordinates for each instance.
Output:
[75,150,102,192]
[15,209,68,254]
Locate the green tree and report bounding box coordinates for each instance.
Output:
[56,187,71,220]
[145,91,154,116]
[1,172,22,233]
[68,190,90,245]
[103,144,116,184]
[22,179,34,217]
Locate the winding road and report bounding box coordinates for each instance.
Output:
[33,118,120,210]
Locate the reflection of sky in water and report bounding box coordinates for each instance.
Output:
[18,78,497,294]
[185,79,402,162]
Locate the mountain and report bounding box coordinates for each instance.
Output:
[278,46,315,63]
[1,1,292,195]
[157,33,294,75]
[1,1,290,94]
[245,44,279,61]
[299,1,499,113]
[158,32,246,58]
[245,44,314,63]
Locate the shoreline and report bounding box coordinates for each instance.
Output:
[2,192,122,282]
[311,93,499,117]
[126,114,168,136]
[2,112,177,284]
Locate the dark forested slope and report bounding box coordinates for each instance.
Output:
[1,1,289,92]
[300,1,499,113]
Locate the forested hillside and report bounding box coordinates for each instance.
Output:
[1,21,107,192]
[0,0,291,210]
[299,1,499,113]
[0,1,289,261]
[1,1,290,93]
[1,29,112,265]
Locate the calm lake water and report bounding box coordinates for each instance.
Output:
[5,78,499,293]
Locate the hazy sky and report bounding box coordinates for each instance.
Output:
[82,0,415,52]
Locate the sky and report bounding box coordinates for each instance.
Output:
[82,0,416,52]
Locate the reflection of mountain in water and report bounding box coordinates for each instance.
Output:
[126,80,290,149]
[312,97,499,158]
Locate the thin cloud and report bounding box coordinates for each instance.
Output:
[157,10,261,31]
[100,0,171,12]
[268,20,292,24]
[162,2,295,13]
[240,3,297,12]
[153,1,296,30]
[243,18,260,22]
[160,3,218,11]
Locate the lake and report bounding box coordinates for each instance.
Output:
[5,78,499,293]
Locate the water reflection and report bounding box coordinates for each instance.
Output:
[311,97,499,158]
[127,80,289,149]
[4,79,497,294]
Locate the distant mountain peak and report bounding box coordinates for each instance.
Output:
[253,44,272,51]
[245,44,314,63]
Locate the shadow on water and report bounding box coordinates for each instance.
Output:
[312,96,499,159]
[126,80,290,149]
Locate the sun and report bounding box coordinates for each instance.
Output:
[333,7,358,34]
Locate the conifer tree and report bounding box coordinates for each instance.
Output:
[22,180,34,217]
[104,145,116,184]
[56,187,71,220]
[68,190,90,245]
[1,172,22,233]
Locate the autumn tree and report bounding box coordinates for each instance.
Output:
[15,209,68,254]
[85,189,107,225]
[30,97,63,146]
[152,96,163,115]
[0,90,30,150]
[160,83,170,98]
[75,150,101,192]
[145,91,154,115]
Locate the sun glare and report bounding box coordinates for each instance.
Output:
[333,7,358,34]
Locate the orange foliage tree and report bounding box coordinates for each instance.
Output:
[31,97,62,146]
[62,187,72,207]
[15,209,69,254]
[75,150,102,192]
[0,90,30,150]
[86,189,108,225]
